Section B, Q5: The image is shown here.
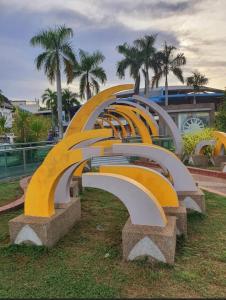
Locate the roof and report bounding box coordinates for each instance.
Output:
[0,94,13,109]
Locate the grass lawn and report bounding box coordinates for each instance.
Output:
[0,180,23,206]
[0,183,226,298]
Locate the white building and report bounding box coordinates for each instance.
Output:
[0,95,13,128]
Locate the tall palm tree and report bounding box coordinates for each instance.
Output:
[134,35,157,96]
[116,43,143,94]
[186,71,208,104]
[73,49,107,100]
[62,88,80,121]
[152,42,186,106]
[30,25,76,138]
[42,88,57,128]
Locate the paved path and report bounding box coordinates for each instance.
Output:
[193,173,226,196]
[0,176,30,214]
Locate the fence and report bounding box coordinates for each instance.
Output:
[0,144,54,180]
[0,136,174,181]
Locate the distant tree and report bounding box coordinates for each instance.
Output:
[12,108,31,143]
[152,42,186,106]
[62,88,80,121]
[215,90,226,132]
[116,43,143,94]
[30,116,51,141]
[30,25,76,138]
[134,35,157,96]
[73,49,107,100]
[42,88,57,127]
[186,71,208,104]
[0,116,7,135]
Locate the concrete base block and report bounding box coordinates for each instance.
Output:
[221,162,226,173]
[212,155,226,167]
[189,155,209,167]
[122,216,177,265]
[177,188,205,214]
[9,197,81,247]
[72,176,83,193]
[163,204,187,236]
[70,180,79,198]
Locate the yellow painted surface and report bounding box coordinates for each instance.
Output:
[213,131,226,155]
[25,129,112,217]
[74,161,87,176]
[104,113,127,138]
[96,119,104,129]
[98,117,119,137]
[111,105,152,143]
[129,107,158,136]
[99,165,178,207]
[108,109,136,137]
[65,84,133,136]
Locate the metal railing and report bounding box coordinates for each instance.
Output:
[0,144,54,180]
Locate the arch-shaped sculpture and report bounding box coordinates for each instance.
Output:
[82,172,167,226]
[108,109,136,137]
[110,105,152,143]
[131,95,183,154]
[213,131,226,155]
[65,84,133,136]
[98,117,119,137]
[115,100,159,136]
[112,143,197,192]
[103,113,127,138]
[99,165,179,207]
[25,129,114,217]
[194,139,216,155]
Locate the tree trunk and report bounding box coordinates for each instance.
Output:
[134,74,140,94]
[86,73,92,100]
[165,74,168,106]
[56,67,63,139]
[145,65,149,97]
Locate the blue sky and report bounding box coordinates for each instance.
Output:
[0,0,226,100]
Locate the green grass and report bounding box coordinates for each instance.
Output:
[0,180,23,206]
[0,185,226,298]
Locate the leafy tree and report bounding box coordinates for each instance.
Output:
[134,35,157,96]
[42,88,57,127]
[30,25,76,138]
[116,43,143,94]
[62,88,80,121]
[186,71,208,104]
[0,116,7,135]
[30,116,51,141]
[152,42,186,106]
[12,108,51,142]
[215,90,226,132]
[73,49,107,100]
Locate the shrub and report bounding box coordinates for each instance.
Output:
[183,128,214,156]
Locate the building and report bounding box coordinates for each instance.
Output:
[0,94,14,128]
[117,85,225,134]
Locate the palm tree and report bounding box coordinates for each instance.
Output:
[186,71,208,104]
[134,35,157,96]
[152,42,186,106]
[73,49,107,100]
[42,88,57,128]
[62,88,80,121]
[30,25,76,138]
[116,43,143,94]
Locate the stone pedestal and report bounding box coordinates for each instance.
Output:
[9,197,81,247]
[189,155,209,167]
[177,188,205,214]
[212,155,226,167]
[221,162,226,173]
[70,180,79,198]
[72,176,83,193]
[122,216,177,265]
[163,204,187,236]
